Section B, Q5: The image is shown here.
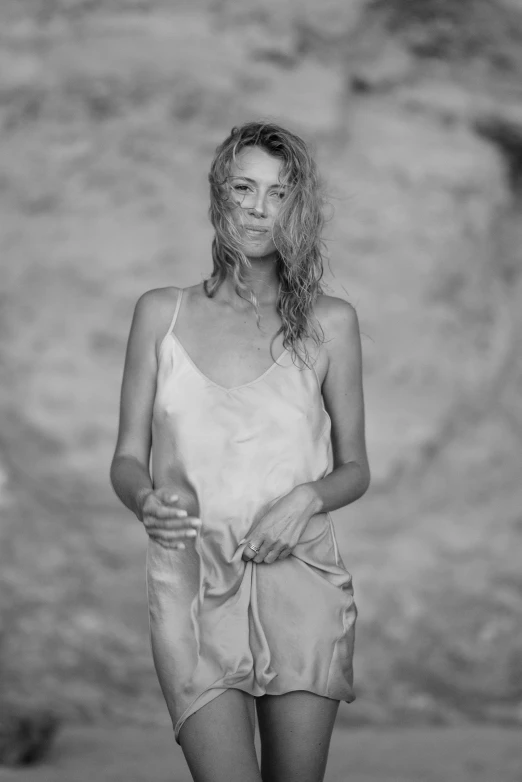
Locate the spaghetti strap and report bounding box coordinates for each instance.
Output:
[162,288,183,343]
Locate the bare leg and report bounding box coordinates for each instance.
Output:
[178,688,262,782]
[256,690,340,782]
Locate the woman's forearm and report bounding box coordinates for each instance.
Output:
[110,455,153,521]
[297,460,371,516]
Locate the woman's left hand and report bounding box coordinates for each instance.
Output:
[240,485,321,564]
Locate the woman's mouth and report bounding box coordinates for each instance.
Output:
[243,226,269,238]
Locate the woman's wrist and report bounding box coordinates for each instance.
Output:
[135,486,153,522]
[293,482,324,516]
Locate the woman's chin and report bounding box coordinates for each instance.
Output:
[239,237,276,254]
[245,248,278,262]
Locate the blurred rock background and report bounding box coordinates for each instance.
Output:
[1,0,521,733]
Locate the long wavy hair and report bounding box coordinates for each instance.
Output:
[204,121,329,369]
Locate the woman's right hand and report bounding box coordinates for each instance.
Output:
[137,487,202,550]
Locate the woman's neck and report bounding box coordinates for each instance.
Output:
[216,261,280,308]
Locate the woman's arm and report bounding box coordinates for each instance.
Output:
[110,287,201,548]
[110,289,161,521]
[240,298,371,564]
[298,298,371,515]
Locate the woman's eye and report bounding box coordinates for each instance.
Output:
[234,185,250,192]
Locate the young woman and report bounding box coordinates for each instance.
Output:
[110,121,370,782]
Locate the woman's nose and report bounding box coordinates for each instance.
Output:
[250,191,267,217]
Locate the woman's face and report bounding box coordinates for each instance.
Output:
[226,145,287,259]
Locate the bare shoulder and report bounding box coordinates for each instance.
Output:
[136,284,182,324]
[313,294,360,349]
[131,286,185,354]
[137,285,182,312]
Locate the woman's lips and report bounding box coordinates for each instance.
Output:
[244,226,269,237]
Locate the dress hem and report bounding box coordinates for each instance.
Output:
[173,682,356,745]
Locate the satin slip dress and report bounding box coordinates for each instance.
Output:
[146,287,357,744]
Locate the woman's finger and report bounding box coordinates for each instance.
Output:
[263,547,284,564]
[149,528,198,542]
[265,545,292,564]
[142,490,193,518]
[252,540,276,564]
[144,514,201,530]
[242,539,265,562]
[141,489,171,513]
[155,488,179,504]
[150,504,192,520]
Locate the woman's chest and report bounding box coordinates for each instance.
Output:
[171,320,328,390]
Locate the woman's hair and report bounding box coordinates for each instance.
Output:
[204,120,328,369]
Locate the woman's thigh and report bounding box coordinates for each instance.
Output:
[178,688,261,782]
[256,690,340,782]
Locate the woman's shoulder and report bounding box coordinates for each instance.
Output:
[311,295,361,382]
[134,286,187,351]
[138,285,183,308]
[313,293,359,337]
[138,283,204,309]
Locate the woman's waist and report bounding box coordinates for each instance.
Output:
[151,461,331,526]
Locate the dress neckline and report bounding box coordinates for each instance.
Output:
[167,332,290,393]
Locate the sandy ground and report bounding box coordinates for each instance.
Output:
[0,725,520,782]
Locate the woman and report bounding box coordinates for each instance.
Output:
[110,121,370,782]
